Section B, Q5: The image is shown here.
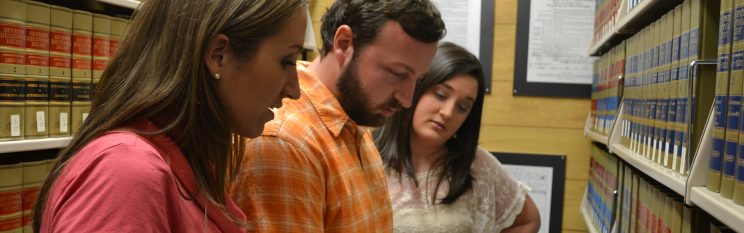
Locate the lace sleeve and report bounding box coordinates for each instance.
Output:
[470,147,531,233]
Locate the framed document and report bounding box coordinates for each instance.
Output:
[513,0,596,98]
[430,0,494,93]
[491,151,566,233]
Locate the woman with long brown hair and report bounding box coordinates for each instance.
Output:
[33,0,307,232]
[374,42,541,232]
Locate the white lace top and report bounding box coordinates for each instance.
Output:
[386,147,531,233]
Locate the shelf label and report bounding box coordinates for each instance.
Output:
[36,111,45,132]
[10,114,19,136]
[60,112,68,133]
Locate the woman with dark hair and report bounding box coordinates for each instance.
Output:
[374,42,540,232]
[33,0,307,232]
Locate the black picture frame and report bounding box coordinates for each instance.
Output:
[479,0,495,93]
[491,151,566,233]
[512,0,592,98]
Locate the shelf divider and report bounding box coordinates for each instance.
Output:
[0,137,72,154]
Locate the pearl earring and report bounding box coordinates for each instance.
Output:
[213,73,221,80]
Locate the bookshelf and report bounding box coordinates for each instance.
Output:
[688,187,744,233]
[590,0,683,55]
[584,113,610,146]
[609,143,688,195]
[580,189,601,233]
[96,0,141,9]
[0,137,71,154]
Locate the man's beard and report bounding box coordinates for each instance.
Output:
[336,57,401,127]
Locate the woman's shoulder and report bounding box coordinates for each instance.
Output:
[67,131,170,179]
[471,146,504,171]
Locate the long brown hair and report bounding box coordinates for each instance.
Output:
[33,0,306,231]
[374,42,486,205]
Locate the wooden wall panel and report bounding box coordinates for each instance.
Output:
[492,25,517,81]
[479,125,590,181]
[483,81,589,128]
[564,179,589,231]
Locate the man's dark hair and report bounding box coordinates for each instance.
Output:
[319,0,446,56]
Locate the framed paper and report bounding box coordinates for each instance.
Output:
[431,0,495,93]
[513,0,596,98]
[491,151,566,233]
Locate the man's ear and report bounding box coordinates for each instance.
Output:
[205,34,231,76]
[332,25,354,66]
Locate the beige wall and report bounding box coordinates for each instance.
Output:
[308,0,592,232]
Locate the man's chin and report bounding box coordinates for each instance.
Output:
[350,113,388,127]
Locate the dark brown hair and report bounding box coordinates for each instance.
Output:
[319,0,445,56]
[374,42,486,205]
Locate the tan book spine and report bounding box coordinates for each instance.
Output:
[0,163,23,232]
[732,0,744,205]
[671,5,683,172]
[49,5,72,78]
[71,10,91,79]
[92,13,110,81]
[0,0,26,75]
[24,0,49,76]
[109,17,127,58]
[711,0,735,193]
[24,74,48,139]
[0,73,24,140]
[71,10,92,134]
[48,76,70,137]
[21,160,48,232]
[677,0,692,175]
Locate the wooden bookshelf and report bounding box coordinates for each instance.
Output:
[688,187,744,233]
[0,137,71,154]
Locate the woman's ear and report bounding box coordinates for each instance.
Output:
[332,25,354,66]
[205,34,231,76]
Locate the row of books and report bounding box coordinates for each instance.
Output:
[587,144,620,233]
[707,0,744,206]
[591,42,625,135]
[586,143,734,232]
[0,158,54,233]
[594,0,623,46]
[0,0,131,141]
[617,0,718,177]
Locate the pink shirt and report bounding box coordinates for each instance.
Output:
[41,120,246,233]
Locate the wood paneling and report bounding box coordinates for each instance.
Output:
[563,179,589,231]
[479,125,590,181]
[491,24,517,81]
[495,0,518,24]
[483,81,589,128]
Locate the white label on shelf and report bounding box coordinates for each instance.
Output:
[680,147,687,175]
[644,136,650,158]
[652,139,658,161]
[36,111,46,132]
[82,113,89,122]
[60,113,68,133]
[624,121,629,137]
[672,151,678,171]
[663,143,669,167]
[10,114,20,136]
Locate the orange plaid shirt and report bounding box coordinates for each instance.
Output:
[230,61,393,233]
